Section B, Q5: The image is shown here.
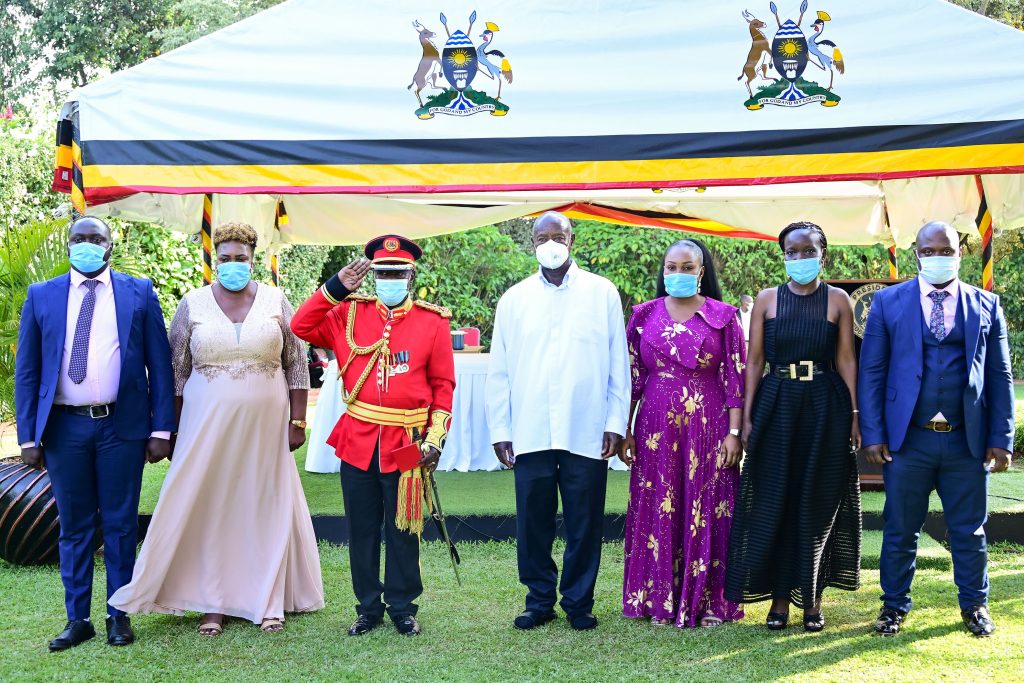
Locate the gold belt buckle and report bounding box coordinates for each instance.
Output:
[933,421,952,433]
[788,360,814,381]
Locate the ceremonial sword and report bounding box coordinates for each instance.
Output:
[414,429,462,585]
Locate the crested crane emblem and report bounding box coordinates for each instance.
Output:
[408,10,513,119]
[740,2,845,110]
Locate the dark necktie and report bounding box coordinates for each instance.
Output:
[68,280,100,384]
[927,290,949,342]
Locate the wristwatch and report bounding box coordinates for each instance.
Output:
[290,419,308,430]
[729,428,741,437]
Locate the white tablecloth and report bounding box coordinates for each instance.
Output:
[305,354,627,472]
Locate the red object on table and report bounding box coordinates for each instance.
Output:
[459,327,480,346]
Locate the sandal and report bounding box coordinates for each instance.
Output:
[766,612,789,630]
[650,618,673,626]
[198,621,224,637]
[700,616,724,628]
[803,612,825,632]
[261,617,285,633]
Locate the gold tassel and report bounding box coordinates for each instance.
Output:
[396,467,425,536]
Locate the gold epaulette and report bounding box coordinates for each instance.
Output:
[346,293,376,303]
[414,300,452,318]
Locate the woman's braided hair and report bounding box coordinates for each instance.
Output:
[778,221,827,251]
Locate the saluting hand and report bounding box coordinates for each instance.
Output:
[339,258,372,291]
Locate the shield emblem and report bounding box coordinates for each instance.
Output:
[771,20,808,83]
[441,30,477,92]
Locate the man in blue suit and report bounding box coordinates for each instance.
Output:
[859,221,1014,638]
[15,216,176,651]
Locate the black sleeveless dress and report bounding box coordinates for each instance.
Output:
[724,283,861,608]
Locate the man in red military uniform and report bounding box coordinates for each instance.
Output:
[291,235,455,637]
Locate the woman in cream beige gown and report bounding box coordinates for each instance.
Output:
[110,224,324,634]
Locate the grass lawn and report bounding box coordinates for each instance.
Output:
[2,536,1022,682]
[137,444,1023,517]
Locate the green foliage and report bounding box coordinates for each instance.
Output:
[0,219,70,420]
[0,119,60,231]
[949,0,1024,28]
[151,0,284,54]
[252,244,332,310]
[113,223,203,317]
[3,0,169,98]
[413,227,535,344]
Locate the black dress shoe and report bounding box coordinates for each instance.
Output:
[568,613,598,631]
[513,610,557,630]
[49,620,96,652]
[106,616,135,646]
[347,615,382,636]
[961,605,996,637]
[873,607,907,636]
[394,615,421,636]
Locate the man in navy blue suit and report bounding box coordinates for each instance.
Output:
[15,216,176,651]
[859,221,1014,638]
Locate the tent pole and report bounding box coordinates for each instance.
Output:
[975,176,994,292]
[888,245,898,280]
[271,201,288,287]
[201,193,214,285]
[70,123,86,219]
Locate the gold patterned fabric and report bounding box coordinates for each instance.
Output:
[170,284,309,396]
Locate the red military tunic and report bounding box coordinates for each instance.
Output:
[291,282,455,472]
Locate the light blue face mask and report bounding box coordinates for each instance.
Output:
[68,242,109,274]
[376,277,409,307]
[918,255,960,285]
[217,261,252,291]
[664,273,700,298]
[785,256,821,285]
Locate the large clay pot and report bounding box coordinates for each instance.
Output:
[0,462,60,565]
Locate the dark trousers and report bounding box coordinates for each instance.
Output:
[42,410,146,621]
[881,428,989,612]
[339,449,421,621]
[514,450,608,617]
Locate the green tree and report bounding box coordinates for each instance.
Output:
[0,117,61,231]
[0,219,69,420]
[151,0,283,53]
[949,0,1024,28]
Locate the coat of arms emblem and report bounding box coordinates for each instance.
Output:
[739,2,845,109]
[408,10,513,119]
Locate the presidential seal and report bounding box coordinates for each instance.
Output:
[850,283,888,338]
[739,2,844,110]
[408,11,513,119]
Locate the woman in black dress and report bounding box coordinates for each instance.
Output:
[724,222,861,632]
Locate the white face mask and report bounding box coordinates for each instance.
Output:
[535,239,570,270]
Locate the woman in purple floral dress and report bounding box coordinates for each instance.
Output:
[620,239,746,628]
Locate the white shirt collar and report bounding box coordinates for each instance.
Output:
[70,266,112,288]
[918,275,958,299]
[537,260,579,289]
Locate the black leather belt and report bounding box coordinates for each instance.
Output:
[56,403,115,418]
[771,361,827,381]
[921,420,958,432]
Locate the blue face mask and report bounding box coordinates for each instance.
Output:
[69,242,108,274]
[918,255,960,285]
[376,278,409,307]
[217,261,252,291]
[785,256,821,285]
[664,273,700,298]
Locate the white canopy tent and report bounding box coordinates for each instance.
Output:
[54,0,1024,254]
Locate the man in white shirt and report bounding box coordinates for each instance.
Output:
[738,294,753,344]
[486,212,630,632]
